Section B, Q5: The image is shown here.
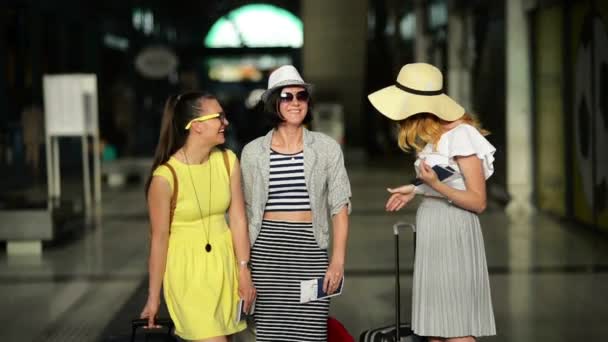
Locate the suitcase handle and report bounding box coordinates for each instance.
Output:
[392,222,415,235]
[130,318,174,342]
[392,222,416,342]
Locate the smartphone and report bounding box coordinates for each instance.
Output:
[412,165,456,186]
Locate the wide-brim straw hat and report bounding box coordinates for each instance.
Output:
[368,63,465,121]
[261,65,312,102]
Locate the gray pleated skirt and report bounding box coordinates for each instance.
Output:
[412,198,496,338]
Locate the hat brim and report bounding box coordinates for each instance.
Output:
[261,80,312,102]
[368,85,465,121]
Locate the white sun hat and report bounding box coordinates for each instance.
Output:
[368,63,465,121]
[261,65,312,102]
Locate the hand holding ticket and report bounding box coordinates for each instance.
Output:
[412,164,458,185]
[300,277,344,303]
[235,299,255,323]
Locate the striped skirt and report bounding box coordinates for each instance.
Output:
[250,220,329,342]
[412,198,496,338]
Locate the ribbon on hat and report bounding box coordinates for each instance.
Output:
[395,82,443,96]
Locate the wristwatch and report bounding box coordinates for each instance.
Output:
[238,260,251,270]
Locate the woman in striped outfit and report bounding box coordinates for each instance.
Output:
[369,63,496,341]
[241,65,352,342]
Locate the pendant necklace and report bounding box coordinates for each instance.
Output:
[182,149,212,253]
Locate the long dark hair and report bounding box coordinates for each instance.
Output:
[145,92,216,195]
[264,87,314,128]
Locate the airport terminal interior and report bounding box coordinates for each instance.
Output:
[1,0,607,341]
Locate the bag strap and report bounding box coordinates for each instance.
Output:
[222,150,231,182]
[163,163,178,225]
[164,151,227,226]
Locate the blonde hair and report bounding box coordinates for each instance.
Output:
[396,113,489,152]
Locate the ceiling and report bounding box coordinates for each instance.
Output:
[5,0,300,47]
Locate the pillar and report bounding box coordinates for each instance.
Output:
[506,0,534,216]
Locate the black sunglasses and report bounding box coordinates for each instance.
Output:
[279,90,310,103]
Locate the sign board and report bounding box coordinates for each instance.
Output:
[43,74,99,136]
[135,45,179,79]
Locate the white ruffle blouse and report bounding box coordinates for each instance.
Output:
[414,123,496,197]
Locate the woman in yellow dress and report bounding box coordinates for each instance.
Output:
[140,92,256,341]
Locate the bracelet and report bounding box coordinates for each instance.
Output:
[238,260,251,269]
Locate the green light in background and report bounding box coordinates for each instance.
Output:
[205,4,303,48]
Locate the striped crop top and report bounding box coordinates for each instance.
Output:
[264,149,311,212]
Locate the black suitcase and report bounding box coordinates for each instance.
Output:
[359,222,426,342]
[104,318,177,342]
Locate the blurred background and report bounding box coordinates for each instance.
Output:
[1,0,607,341]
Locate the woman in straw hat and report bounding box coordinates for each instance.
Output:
[140,92,256,341]
[369,63,496,341]
[240,65,352,341]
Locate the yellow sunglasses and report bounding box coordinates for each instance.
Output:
[184,113,226,129]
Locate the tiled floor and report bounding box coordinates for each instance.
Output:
[1,162,608,341]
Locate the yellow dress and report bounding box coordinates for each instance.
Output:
[153,148,246,340]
